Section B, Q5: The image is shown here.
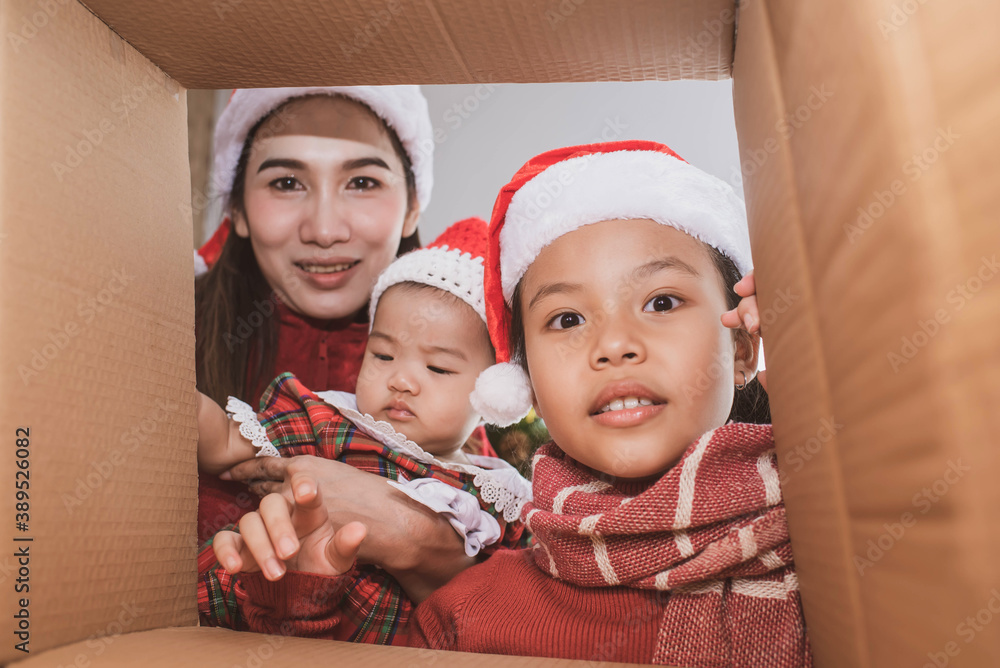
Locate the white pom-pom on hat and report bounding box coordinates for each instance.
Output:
[470,362,533,428]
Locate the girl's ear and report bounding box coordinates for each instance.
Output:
[733,328,761,383]
[231,210,250,239]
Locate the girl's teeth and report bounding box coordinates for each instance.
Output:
[598,396,656,414]
[300,263,353,274]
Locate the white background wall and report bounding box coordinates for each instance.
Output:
[419,80,742,238]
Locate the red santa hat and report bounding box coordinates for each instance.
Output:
[195,86,433,276]
[469,140,751,427]
[368,217,489,328]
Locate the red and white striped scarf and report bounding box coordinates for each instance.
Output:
[523,423,812,667]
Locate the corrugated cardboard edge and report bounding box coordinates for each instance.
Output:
[736,0,1000,665]
[733,1,867,663]
[0,0,198,662]
[78,0,735,87]
[10,626,651,667]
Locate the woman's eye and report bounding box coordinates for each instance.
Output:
[549,312,585,330]
[427,366,453,375]
[348,176,382,191]
[373,353,393,362]
[270,176,302,192]
[643,294,681,313]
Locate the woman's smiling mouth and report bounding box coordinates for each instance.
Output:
[294,259,360,274]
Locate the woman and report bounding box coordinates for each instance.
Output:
[196,87,477,600]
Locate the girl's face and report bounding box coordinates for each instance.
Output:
[520,219,758,480]
[232,95,419,320]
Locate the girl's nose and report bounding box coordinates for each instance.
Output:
[590,318,647,369]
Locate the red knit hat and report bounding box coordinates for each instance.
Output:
[469,140,750,427]
[369,217,488,327]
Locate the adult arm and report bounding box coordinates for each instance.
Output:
[223,455,477,602]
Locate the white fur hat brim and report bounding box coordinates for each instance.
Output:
[499,149,750,301]
[212,86,433,213]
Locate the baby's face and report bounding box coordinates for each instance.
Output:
[356,285,495,457]
[520,219,755,479]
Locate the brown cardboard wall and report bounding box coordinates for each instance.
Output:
[79,0,736,88]
[0,0,198,662]
[734,0,1000,665]
[11,626,644,667]
[3,0,998,664]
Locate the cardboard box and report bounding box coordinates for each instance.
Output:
[1,0,997,665]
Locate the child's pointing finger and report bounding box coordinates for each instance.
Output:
[287,473,332,537]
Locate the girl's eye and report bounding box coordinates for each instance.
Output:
[548,312,585,330]
[348,176,382,191]
[643,294,682,313]
[427,366,454,375]
[373,353,393,362]
[270,176,302,192]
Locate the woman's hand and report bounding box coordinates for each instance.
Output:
[721,271,768,393]
[222,454,477,601]
[212,472,367,580]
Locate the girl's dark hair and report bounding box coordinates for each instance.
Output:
[195,95,420,405]
[507,244,770,426]
[708,249,771,424]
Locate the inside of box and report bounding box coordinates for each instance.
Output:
[3,0,998,665]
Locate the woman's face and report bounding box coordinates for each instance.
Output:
[519,219,758,480]
[231,95,419,320]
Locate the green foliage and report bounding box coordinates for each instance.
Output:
[486,409,549,479]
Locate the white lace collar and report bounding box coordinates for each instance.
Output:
[227,391,531,523]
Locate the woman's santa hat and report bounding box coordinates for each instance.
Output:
[195,86,434,276]
[368,217,489,328]
[470,140,751,427]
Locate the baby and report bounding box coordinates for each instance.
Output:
[196,218,531,644]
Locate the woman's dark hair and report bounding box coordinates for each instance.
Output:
[195,95,420,405]
[506,243,770,425]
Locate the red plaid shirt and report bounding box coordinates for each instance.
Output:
[198,372,527,645]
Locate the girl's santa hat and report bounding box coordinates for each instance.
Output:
[369,217,489,328]
[195,86,434,276]
[470,140,751,427]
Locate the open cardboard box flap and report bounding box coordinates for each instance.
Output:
[1,0,998,665]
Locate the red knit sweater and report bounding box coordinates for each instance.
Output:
[197,299,368,543]
[238,549,661,664]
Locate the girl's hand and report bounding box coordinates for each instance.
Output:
[212,472,367,580]
[720,272,761,334]
[720,271,768,393]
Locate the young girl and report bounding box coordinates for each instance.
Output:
[198,219,531,644]
[211,141,810,667]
